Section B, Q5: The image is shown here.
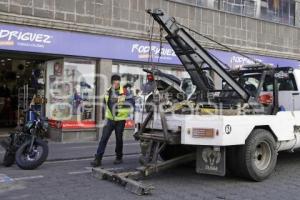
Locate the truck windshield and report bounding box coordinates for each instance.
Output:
[223,71,298,94]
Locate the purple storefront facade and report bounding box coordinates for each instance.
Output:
[1,23,299,142]
[0,23,299,68]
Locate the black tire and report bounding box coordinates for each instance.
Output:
[15,139,48,170]
[2,151,15,167]
[159,145,193,161]
[238,129,277,181]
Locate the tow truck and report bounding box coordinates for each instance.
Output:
[92,9,300,195]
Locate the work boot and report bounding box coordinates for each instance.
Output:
[113,157,123,165]
[90,155,102,167]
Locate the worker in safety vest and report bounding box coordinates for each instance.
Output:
[91,74,133,167]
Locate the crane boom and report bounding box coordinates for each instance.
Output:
[147,9,250,102]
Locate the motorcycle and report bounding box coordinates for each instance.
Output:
[0,109,49,170]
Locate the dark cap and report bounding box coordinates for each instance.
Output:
[111,74,121,83]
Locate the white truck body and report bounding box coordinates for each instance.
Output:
[136,68,300,151]
[142,112,298,146]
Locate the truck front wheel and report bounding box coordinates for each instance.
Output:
[239,129,277,181]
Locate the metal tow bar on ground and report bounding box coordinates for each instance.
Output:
[91,167,154,195]
[91,153,195,195]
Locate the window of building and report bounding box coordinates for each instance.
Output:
[220,0,257,17]
[168,0,295,25]
[168,0,218,8]
[260,0,295,25]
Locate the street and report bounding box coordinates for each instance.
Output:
[1,140,300,200]
[0,0,299,200]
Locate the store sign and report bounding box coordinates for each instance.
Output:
[0,23,180,64]
[131,43,176,61]
[0,23,299,68]
[0,29,53,48]
[209,50,300,69]
[0,29,52,43]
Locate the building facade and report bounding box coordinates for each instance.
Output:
[0,0,299,142]
[0,0,299,58]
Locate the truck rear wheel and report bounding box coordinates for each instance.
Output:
[239,129,277,181]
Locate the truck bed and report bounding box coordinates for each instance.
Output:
[135,111,300,146]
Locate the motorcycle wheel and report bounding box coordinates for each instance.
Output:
[2,151,15,167]
[15,139,48,170]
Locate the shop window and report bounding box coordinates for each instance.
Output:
[112,64,146,93]
[46,59,96,123]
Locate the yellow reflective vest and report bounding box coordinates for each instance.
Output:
[104,86,131,121]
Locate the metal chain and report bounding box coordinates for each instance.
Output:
[148,19,155,67]
[141,17,155,123]
[157,25,164,64]
[176,21,266,66]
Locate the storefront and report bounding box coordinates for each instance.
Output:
[0,22,299,142]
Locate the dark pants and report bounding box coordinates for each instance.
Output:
[96,120,126,159]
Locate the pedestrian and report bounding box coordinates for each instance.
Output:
[91,74,133,167]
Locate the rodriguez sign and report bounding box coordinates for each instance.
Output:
[0,29,52,44]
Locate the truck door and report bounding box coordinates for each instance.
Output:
[291,92,300,111]
[260,72,299,111]
[277,74,300,111]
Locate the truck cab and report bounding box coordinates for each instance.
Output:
[277,68,300,111]
[223,67,300,112]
